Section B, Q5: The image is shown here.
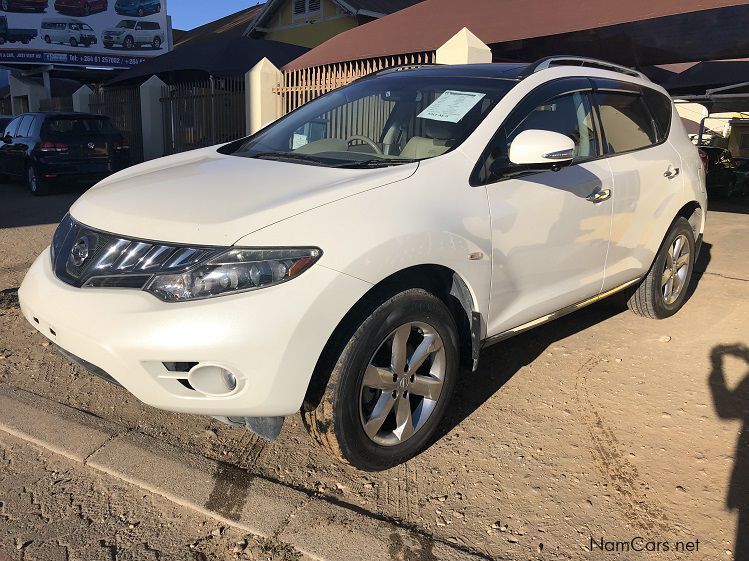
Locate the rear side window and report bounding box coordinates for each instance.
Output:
[5,116,21,137]
[642,87,672,142]
[43,117,118,135]
[17,115,34,137]
[596,91,657,153]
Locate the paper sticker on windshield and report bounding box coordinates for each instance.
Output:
[417,90,486,123]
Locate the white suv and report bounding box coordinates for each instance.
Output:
[19,58,706,471]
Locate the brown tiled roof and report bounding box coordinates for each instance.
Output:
[175,3,266,48]
[285,0,749,70]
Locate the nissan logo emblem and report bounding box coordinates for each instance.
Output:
[71,236,91,267]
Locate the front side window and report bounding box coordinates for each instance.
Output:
[508,91,599,162]
[117,20,135,29]
[596,91,657,154]
[473,87,600,184]
[226,75,516,168]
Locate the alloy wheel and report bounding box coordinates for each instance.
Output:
[359,322,445,446]
[28,168,37,193]
[662,234,690,305]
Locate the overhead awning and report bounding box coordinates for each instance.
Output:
[108,36,308,85]
[286,0,749,70]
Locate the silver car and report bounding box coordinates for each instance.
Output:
[102,18,162,49]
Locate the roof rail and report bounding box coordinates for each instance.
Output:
[522,56,648,81]
[374,63,438,76]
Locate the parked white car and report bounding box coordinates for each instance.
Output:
[41,18,97,47]
[19,58,706,470]
[102,19,163,49]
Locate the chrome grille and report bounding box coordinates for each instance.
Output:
[51,214,222,289]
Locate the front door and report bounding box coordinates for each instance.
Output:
[479,79,614,336]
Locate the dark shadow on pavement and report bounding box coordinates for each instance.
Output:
[205,462,254,522]
[708,344,749,561]
[0,181,82,229]
[685,241,713,302]
[708,195,749,215]
[434,299,623,442]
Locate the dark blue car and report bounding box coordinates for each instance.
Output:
[114,0,159,17]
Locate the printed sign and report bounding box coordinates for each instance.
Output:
[417,90,486,123]
[0,0,170,69]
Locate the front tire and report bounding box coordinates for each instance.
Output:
[627,217,695,319]
[69,37,77,47]
[124,35,133,49]
[303,289,459,471]
[152,36,160,49]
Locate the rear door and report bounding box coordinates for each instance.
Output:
[593,80,685,292]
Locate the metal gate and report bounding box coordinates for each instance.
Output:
[89,86,144,163]
[160,76,246,155]
[39,97,74,112]
[272,51,436,118]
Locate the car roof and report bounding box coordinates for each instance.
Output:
[374,63,529,81]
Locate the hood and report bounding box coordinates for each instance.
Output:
[69,146,418,246]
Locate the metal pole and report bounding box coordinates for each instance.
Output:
[209,74,216,145]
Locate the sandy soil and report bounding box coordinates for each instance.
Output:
[1,181,748,560]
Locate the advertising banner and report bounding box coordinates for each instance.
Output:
[0,0,169,69]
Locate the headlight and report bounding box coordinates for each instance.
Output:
[144,247,322,302]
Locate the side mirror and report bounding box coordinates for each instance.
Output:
[2,134,11,144]
[509,129,575,168]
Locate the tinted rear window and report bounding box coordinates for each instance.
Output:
[43,117,118,135]
[642,87,672,142]
[596,92,657,154]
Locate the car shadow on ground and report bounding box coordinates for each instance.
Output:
[708,343,749,561]
[708,195,749,215]
[0,181,84,229]
[433,258,712,445]
[434,300,623,443]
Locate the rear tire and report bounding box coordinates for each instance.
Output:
[69,37,77,47]
[627,217,695,319]
[152,36,160,49]
[44,35,51,43]
[1,0,8,11]
[124,35,133,49]
[28,166,49,196]
[303,289,459,471]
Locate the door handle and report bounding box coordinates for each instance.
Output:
[586,188,612,203]
[664,166,680,179]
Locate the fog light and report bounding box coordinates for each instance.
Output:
[187,364,240,396]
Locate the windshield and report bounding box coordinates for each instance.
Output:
[116,20,135,29]
[226,74,516,167]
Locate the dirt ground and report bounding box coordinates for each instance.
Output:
[1,180,748,561]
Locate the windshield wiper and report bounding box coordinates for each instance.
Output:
[333,158,419,168]
[244,152,334,166]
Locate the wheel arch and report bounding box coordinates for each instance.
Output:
[302,264,477,412]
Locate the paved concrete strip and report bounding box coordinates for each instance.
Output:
[86,430,308,538]
[0,383,488,561]
[281,495,485,561]
[0,383,123,462]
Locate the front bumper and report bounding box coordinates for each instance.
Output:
[19,248,371,417]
